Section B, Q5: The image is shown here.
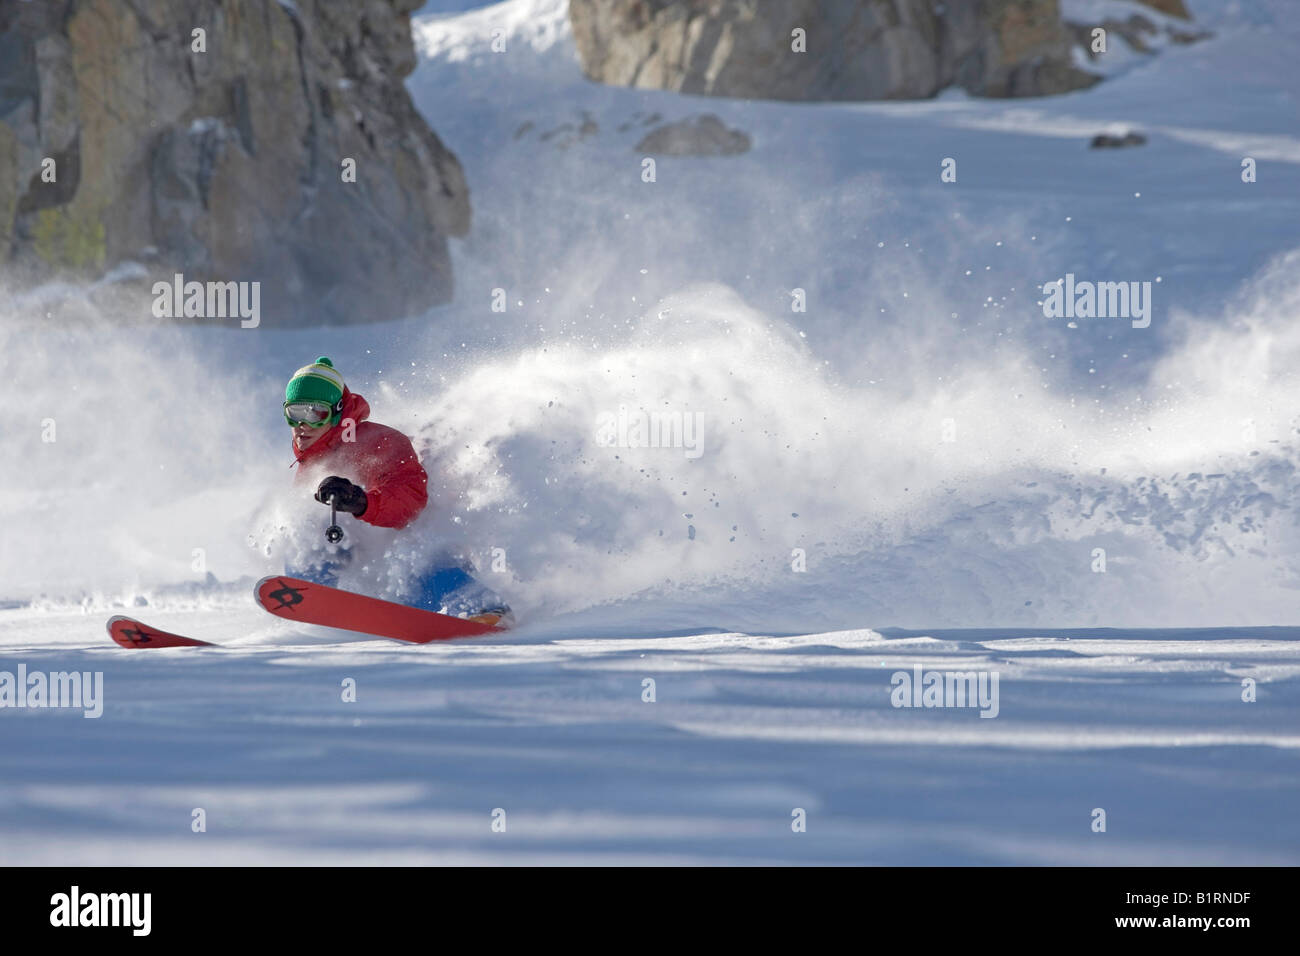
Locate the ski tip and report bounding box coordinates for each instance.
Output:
[106,615,217,648]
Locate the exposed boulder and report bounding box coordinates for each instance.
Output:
[0,0,470,326]
[568,0,1100,101]
[1090,131,1147,148]
[636,114,750,156]
[1135,0,1191,18]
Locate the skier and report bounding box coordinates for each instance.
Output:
[283,357,511,627]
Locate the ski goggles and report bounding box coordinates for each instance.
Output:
[283,400,339,427]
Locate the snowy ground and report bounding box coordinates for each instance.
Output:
[2,602,1297,864]
[2,0,1299,864]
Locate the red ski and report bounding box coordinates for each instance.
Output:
[254,575,503,643]
[107,615,216,648]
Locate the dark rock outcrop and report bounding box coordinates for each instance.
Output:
[636,114,750,156]
[0,0,470,325]
[1090,131,1147,148]
[569,0,1101,102]
[1135,0,1191,18]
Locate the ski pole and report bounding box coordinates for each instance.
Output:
[325,494,344,544]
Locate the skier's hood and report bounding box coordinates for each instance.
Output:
[292,388,370,464]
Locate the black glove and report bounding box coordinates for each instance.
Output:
[315,476,367,516]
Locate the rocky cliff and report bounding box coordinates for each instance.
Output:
[0,0,470,325]
[569,0,1104,101]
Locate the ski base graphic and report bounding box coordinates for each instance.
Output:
[107,616,216,649]
[255,576,503,643]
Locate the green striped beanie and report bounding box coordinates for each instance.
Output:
[285,357,346,408]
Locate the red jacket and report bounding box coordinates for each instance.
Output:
[292,389,428,529]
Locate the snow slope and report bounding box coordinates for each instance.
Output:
[2,604,1296,864]
[1,0,1298,864]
